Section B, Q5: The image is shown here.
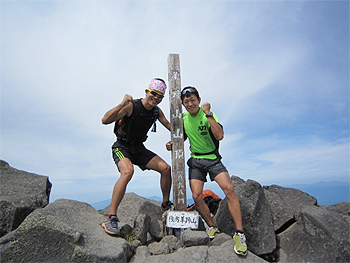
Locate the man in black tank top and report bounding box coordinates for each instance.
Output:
[101,78,173,236]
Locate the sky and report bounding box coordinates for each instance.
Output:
[1,0,349,204]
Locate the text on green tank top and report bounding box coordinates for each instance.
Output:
[183,109,219,159]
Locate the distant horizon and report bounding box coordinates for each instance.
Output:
[282,180,350,187]
[89,180,350,210]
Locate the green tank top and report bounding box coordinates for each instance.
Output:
[183,108,220,159]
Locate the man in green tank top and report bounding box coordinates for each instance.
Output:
[166,86,247,256]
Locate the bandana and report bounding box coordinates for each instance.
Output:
[148,78,167,95]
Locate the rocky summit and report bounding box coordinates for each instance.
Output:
[0,160,349,262]
[0,160,52,238]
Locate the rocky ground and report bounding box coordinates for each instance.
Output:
[1,160,349,262]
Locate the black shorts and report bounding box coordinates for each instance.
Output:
[187,157,228,182]
[112,140,156,171]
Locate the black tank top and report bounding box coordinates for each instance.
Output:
[117,99,157,143]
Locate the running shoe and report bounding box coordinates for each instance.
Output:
[102,215,120,236]
[207,226,220,239]
[233,232,248,256]
[161,201,174,212]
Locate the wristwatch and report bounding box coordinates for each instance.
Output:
[206,111,213,118]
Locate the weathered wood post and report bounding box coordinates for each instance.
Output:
[167,54,187,211]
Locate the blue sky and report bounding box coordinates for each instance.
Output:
[1,1,349,204]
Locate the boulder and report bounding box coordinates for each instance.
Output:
[0,199,133,262]
[130,239,267,263]
[207,239,266,263]
[1,160,349,262]
[263,184,317,232]
[148,241,171,255]
[210,232,233,246]
[0,160,52,237]
[0,196,266,262]
[181,228,209,247]
[278,205,350,263]
[132,213,151,245]
[323,202,350,215]
[215,176,276,255]
[99,192,164,242]
[159,235,181,252]
[100,193,162,224]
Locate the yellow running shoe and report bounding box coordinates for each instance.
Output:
[207,226,220,239]
[233,232,248,256]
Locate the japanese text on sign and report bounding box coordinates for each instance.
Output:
[166,211,199,229]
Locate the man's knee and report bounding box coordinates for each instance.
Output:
[192,192,203,202]
[222,183,234,194]
[160,162,171,176]
[226,189,240,203]
[119,165,134,182]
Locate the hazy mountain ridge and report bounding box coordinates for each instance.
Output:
[92,196,194,211]
[91,180,349,210]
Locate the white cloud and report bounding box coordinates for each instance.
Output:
[220,135,349,186]
[1,1,348,204]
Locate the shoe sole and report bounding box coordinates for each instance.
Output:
[234,246,248,256]
[209,233,219,240]
[208,233,219,239]
[101,222,120,236]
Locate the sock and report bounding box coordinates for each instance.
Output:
[107,214,117,219]
[236,229,244,234]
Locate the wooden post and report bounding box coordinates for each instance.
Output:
[167,54,187,211]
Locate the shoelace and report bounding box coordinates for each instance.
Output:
[208,227,219,236]
[209,227,217,232]
[237,233,246,244]
[110,216,119,228]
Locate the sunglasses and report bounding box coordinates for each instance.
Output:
[181,87,199,100]
[150,90,164,99]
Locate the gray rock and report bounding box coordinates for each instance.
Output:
[2,161,349,262]
[215,177,276,255]
[131,241,266,263]
[119,223,133,241]
[130,239,142,253]
[264,184,317,231]
[323,202,350,215]
[130,246,151,262]
[131,245,208,263]
[132,213,151,245]
[100,192,164,241]
[0,199,133,262]
[160,235,181,251]
[149,217,163,241]
[208,239,266,263]
[0,160,52,237]
[148,241,171,255]
[278,205,350,262]
[210,233,233,246]
[100,193,161,224]
[181,228,209,247]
